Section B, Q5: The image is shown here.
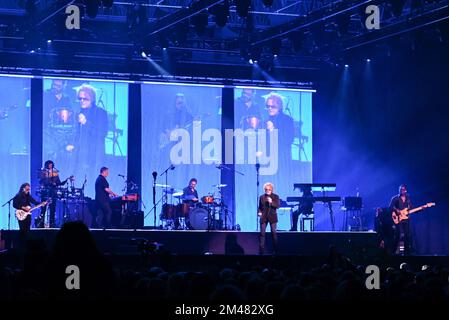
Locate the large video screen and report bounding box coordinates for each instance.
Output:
[142,83,222,227]
[42,78,128,199]
[0,76,31,230]
[233,87,313,231]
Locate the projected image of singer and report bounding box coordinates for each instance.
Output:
[66,85,108,181]
[258,182,280,255]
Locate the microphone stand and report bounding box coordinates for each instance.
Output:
[81,176,86,226]
[2,196,15,230]
[152,172,157,228]
[255,163,260,231]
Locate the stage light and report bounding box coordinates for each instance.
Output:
[235,0,250,18]
[271,37,282,56]
[213,3,229,27]
[344,64,349,68]
[86,0,100,19]
[30,49,35,54]
[366,58,371,62]
[163,47,167,51]
[47,39,52,44]
[141,51,147,58]
[273,54,278,58]
[249,58,254,64]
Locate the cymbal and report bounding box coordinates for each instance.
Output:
[155,184,172,188]
[163,188,182,195]
[212,184,227,188]
[173,191,184,198]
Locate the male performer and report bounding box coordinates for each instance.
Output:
[13,183,44,240]
[179,178,198,230]
[290,185,314,231]
[37,160,71,228]
[258,182,280,255]
[95,167,118,229]
[389,184,414,255]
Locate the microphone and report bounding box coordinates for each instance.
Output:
[118,174,125,178]
[255,163,260,171]
[152,171,157,180]
[170,164,175,170]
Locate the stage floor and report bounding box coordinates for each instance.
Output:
[1,228,379,256]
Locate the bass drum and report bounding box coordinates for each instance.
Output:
[189,207,210,230]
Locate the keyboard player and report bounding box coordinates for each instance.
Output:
[95,167,118,229]
[290,185,314,231]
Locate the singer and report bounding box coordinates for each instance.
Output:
[258,182,280,255]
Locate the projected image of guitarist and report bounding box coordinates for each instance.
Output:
[159,93,194,150]
[13,183,47,241]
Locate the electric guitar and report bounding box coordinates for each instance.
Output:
[392,202,435,224]
[16,199,51,221]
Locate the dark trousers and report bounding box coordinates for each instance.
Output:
[395,220,413,254]
[96,200,112,229]
[259,221,278,254]
[18,215,31,249]
[37,198,56,228]
[291,210,300,231]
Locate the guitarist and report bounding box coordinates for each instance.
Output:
[13,183,41,240]
[389,184,413,255]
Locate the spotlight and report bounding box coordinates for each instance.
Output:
[141,51,147,58]
[163,47,167,51]
[47,39,52,44]
[273,54,278,58]
[366,58,371,62]
[249,58,254,64]
[30,49,35,54]
[344,64,349,68]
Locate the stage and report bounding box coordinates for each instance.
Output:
[1,228,379,256]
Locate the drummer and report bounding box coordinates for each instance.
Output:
[36,160,71,228]
[179,178,199,230]
[182,178,199,205]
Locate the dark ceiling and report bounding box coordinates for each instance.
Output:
[0,0,448,79]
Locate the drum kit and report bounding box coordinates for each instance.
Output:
[36,168,87,226]
[158,183,228,230]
